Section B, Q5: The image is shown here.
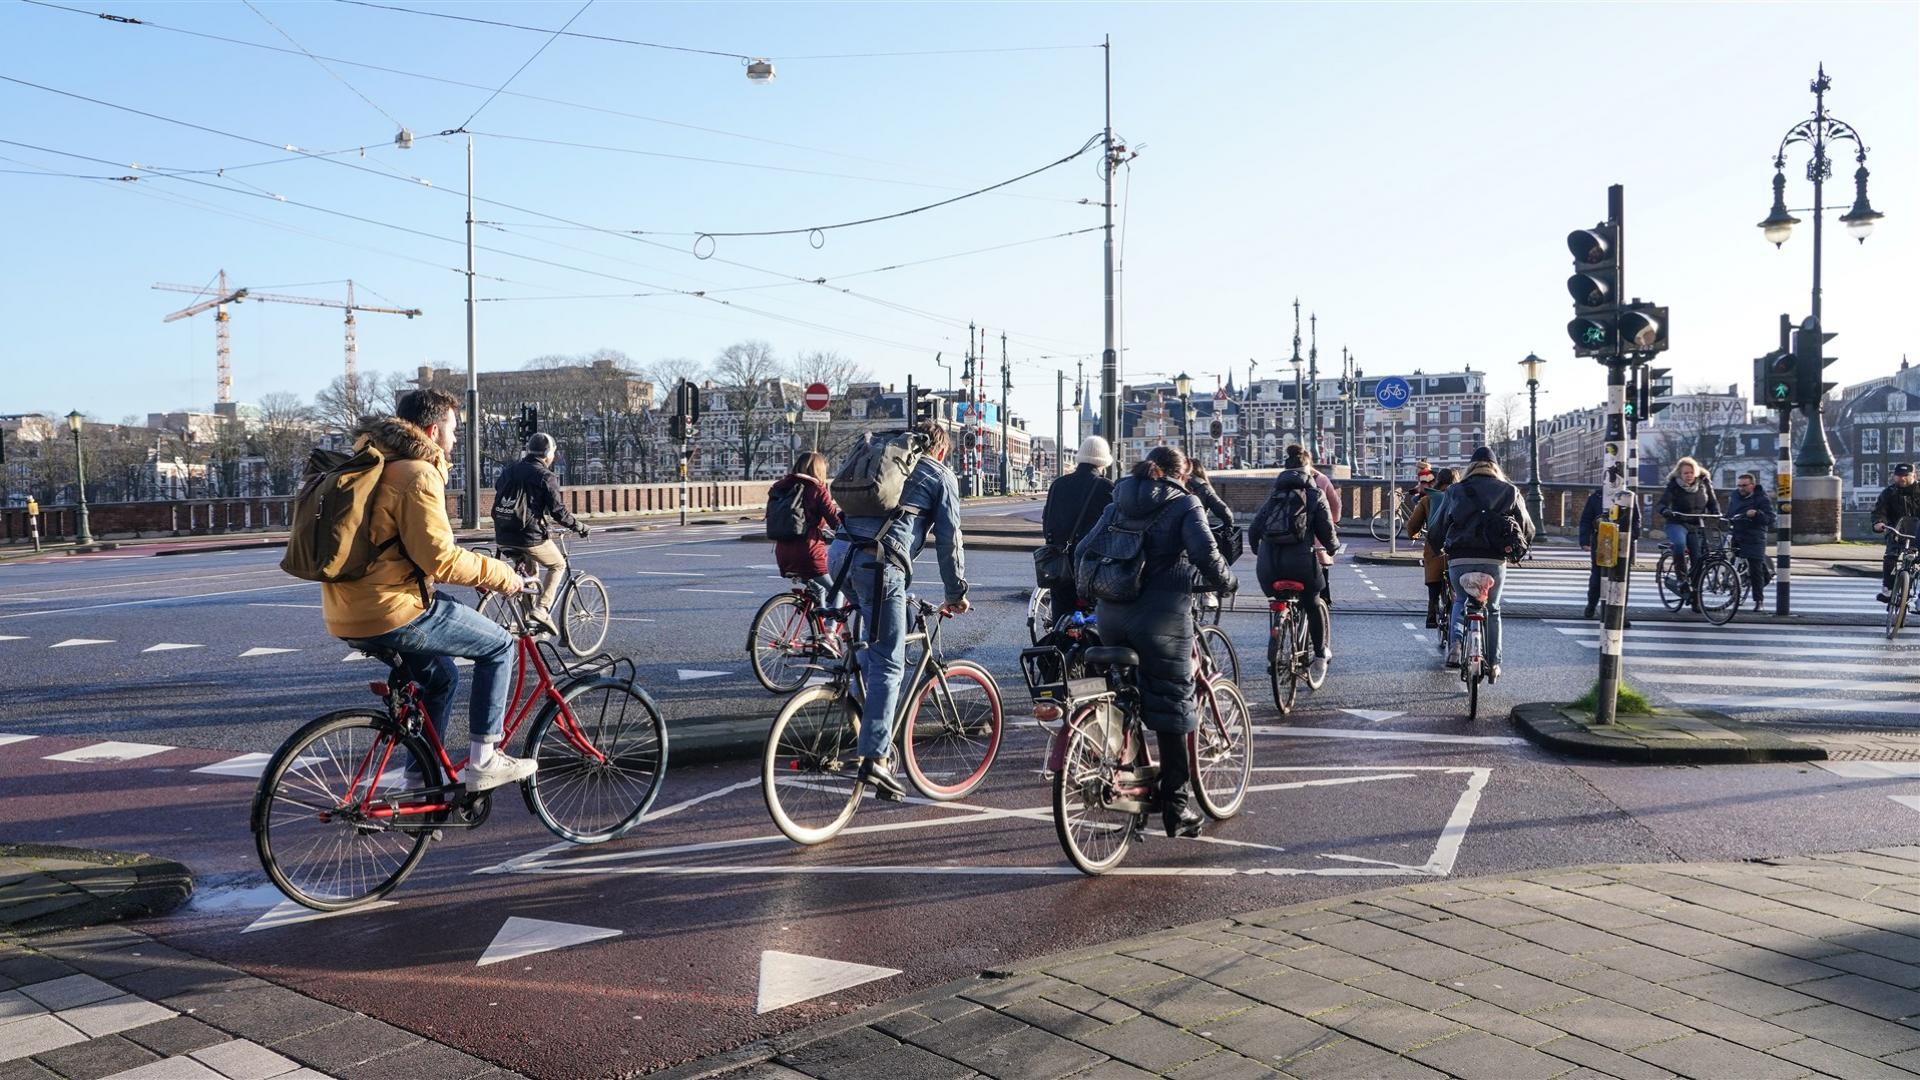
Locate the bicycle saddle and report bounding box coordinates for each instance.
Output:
[1270,579,1308,594]
[347,642,405,668]
[1082,646,1140,668]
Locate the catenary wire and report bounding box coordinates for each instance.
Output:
[457,0,593,130]
[240,0,407,131]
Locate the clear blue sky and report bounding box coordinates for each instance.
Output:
[5,1,1915,431]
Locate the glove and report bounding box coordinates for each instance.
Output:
[575,525,591,539]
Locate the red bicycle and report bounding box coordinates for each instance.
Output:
[251,598,667,911]
[747,577,861,693]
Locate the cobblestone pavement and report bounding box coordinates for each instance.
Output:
[674,850,1920,1080]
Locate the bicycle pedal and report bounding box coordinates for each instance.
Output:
[869,786,907,803]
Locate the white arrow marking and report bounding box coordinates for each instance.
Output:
[50,638,114,648]
[756,950,901,1014]
[477,916,621,967]
[44,741,173,763]
[244,899,394,933]
[0,734,37,749]
[1892,796,1920,814]
[342,652,377,662]
[0,635,27,642]
[194,753,273,779]
[142,643,204,653]
[1340,709,1406,724]
[677,669,730,681]
[239,647,299,658]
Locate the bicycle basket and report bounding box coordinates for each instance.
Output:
[1459,572,1497,602]
[1020,646,1105,707]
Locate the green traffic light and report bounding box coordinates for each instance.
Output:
[1581,326,1608,344]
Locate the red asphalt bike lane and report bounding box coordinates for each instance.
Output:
[0,717,1531,1077]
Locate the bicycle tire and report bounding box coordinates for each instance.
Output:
[1654,550,1685,613]
[763,686,864,845]
[1198,625,1241,685]
[1697,559,1741,626]
[1191,681,1252,820]
[560,574,612,657]
[476,589,517,632]
[1890,571,1910,640]
[1027,587,1053,645]
[1268,611,1298,717]
[1467,669,1481,720]
[1305,598,1329,690]
[1370,510,1392,542]
[521,677,667,844]
[253,709,437,912]
[748,593,818,694]
[901,660,1003,801]
[1052,704,1135,876]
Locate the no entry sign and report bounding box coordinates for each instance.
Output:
[804,383,831,411]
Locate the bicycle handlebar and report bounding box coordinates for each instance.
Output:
[1888,527,1916,543]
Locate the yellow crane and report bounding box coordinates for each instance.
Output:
[155,273,423,404]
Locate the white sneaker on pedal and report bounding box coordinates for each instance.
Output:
[461,750,538,792]
[1307,656,1329,686]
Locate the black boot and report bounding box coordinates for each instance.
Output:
[858,757,907,802]
[1162,796,1202,839]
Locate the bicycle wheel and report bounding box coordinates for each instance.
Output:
[522,677,667,844]
[1191,681,1252,820]
[763,686,864,845]
[1370,509,1392,542]
[253,709,437,912]
[1027,587,1053,644]
[560,574,611,657]
[901,660,1003,801]
[1889,571,1910,640]
[1198,625,1240,685]
[1463,628,1483,720]
[1697,559,1742,626]
[1305,599,1329,690]
[1267,612,1298,717]
[748,593,818,694]
[1655,550,1685,613]
[1052,705,1135,875]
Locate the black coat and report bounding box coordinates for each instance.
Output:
[1578,490,1641,564]
[1437,464,1535,561]
[492,457,580,548]
[1190,477,1234,527]
[1724,487,1775,557]
[1249,469,1336,597]
[1871,482,1920,534]
[1086,476,1236,734]
[1656,475,1719,526]
[1042,464,1114,548]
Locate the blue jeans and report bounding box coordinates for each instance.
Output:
[802,574,839,612]
[1448,559,1507,666]
[844,553,909,760]
[1664,524,1705,587]
[346,597,516,746]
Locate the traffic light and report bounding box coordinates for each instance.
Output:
[673,379,701,423]
[1794,317,1838,407]
[1618,303,1669,355]
[1755,349,1795,408]
[514,404,539,441]
[1644,368,1674,419]
[1209,419,1223,439]
[668,414,687,444]
[1566,223,1618,357]
[910,386,938,424]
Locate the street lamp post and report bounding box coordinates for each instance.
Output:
[1759,64,1885,478]
[784,406,800,464]
[1520,352,1546,525]
[1175,372,1194,461]
[66,410,92,547]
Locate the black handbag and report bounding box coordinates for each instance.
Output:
[1033,484,1101,590]
[1212,522,1245,565]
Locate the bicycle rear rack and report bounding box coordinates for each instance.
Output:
[536,639,637,687]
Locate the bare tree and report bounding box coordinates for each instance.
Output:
[641,356,706,405]
[790,349,871,392]
[1485,393,1527,476]
[256,392,317,495]
[712,340,786,479]
[313,370,411,434]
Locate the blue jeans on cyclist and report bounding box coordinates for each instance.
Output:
[801,574,840,614]
[1664,523,1705,594]
[345,596,515,761]
[1448,559,1507,668]
[840,549,910,763]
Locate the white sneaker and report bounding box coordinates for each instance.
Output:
[461,750,538,792]
[1307,657,1329,686]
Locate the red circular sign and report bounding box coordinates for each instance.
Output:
[804,382,831,411]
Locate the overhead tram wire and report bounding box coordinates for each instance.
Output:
[455,0,593,130]
[239,0,409,132]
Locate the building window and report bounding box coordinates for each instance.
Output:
[1890,393,1907,413]
[1861,428,1881,454]
[1862,463,1882,488]
[1893,428,1908,455]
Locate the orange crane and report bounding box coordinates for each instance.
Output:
[155,273,423,404]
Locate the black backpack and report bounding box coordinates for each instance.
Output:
[765,482,809,541]
[1075,503,1174,604]
[1254,488,1310,549]
[1444,480,1529,559]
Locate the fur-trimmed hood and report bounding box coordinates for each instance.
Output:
[354,417,447,471]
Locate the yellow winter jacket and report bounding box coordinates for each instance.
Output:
[321,417,520,639]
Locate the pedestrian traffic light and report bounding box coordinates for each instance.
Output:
[1618,303,1669,355]
[1794,317,1838,407]
[674,380,700,422]
[1209,419,1223,439]
[1566,223,1618,357]
[1755,349,1795,408]
[1645,368,1674,419]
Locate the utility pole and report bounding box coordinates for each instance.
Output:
[1000,333,1011,494]
[1308,313,1320,462]
[962,325,976,496]
[462,135,480,529]
[1290,299,1304,448]
[1056,368,1066,482]
[1098,35,1120,479]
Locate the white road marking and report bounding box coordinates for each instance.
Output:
[757,951,900,1014]
[607,617,656,623]
[1818,762,1920,779]
[1250,726,1525,746]
[1340,709,1406,723]
[44,741,172,763]
[677,669,730,681]
[0,581,318,620]
[0,734,37,749]
[1573,640,1907,661]
[477,916,621,967]
[50,638,114,648]
[630,571,707,577]
[247,603,324,610]
[1890,796,1920,815]
[193,753,273,779]
[239,647,299,657]
[0,635,27,642]
[1638,671,1920,694]
[342,652,378,662]
[1664,693,1907,715]
[141,643,204,653]
[243,899,395,933]
[677,588,755,595]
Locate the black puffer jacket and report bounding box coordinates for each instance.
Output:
[1250,468,1336,596]
[1079,476,1238,597]
[1656,475,1719,527]
[1872,482,1920,534]
[1042,464,1114,548]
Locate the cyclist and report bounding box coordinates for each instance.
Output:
[1186,460,1235,531]
[1724,472,1776,611]
[835,420,970,801]
[323,388,537,793]
[1404,460,1434,512]
[1405,466,1455,628]
[1655,457,1718,604]
[492,431,589,635]
[1434,447,1533,680]
[1871,463,1920,604]
[1078,445,1236,839]
[1251,445,1338,684]
[769,451,844,612]
[1040,436,1115,623]
[1578,486,1640,622]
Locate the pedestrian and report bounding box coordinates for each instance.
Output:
[323,388,536,792]
[1655,457,1718,601]
[1578,487,1639,621]
[1433,446,1534,681]
[767,451,844,611]
[1251,445,1338,682]
[1077,445,1237,839]
[1405,467,1455,628]
[492,431,589,636]
[1723,472,1776,610]
[1871,463,1920,604]
[1038,436,1115,624]
[833,420,970,800]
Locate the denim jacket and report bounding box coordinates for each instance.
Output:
[841,457,968,605]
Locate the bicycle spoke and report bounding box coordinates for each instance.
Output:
[528,682,663,842]
[257,716,432,910]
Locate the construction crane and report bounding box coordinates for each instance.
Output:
[155,273,423,404]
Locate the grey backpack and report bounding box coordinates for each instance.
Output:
[831,431,928,519]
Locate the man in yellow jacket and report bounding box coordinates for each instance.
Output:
[322,388,536,792]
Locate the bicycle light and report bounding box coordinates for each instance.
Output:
[1033,703,1063,724]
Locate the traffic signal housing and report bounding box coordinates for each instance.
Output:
[1755,349,1795,408]
[514,404,539,441]
[1794,317,1838,408]
[1566,223,1618,357]
[910,387,938,424]
[1619,303,1669,355]
[673,380,701,423]
[1644,368,1674,420]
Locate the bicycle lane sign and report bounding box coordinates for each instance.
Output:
[1375,375,1412,411]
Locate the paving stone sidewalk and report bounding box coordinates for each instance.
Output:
[0,924,526,1080]
[671,850,1920,1080]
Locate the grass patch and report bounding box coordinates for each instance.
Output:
[1569,681,1655,716]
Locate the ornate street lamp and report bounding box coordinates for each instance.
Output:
[1520,353,1546,525]
[66,410,92,546]
[1174,372,1194,461]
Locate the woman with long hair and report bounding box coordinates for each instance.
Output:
[1655,456,1718,602]
[768,451,844,609]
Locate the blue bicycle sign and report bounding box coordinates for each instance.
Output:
[1375,376,1412,410]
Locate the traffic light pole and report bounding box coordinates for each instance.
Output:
[1593,183,1631,727]
[1776,404,1793,616]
